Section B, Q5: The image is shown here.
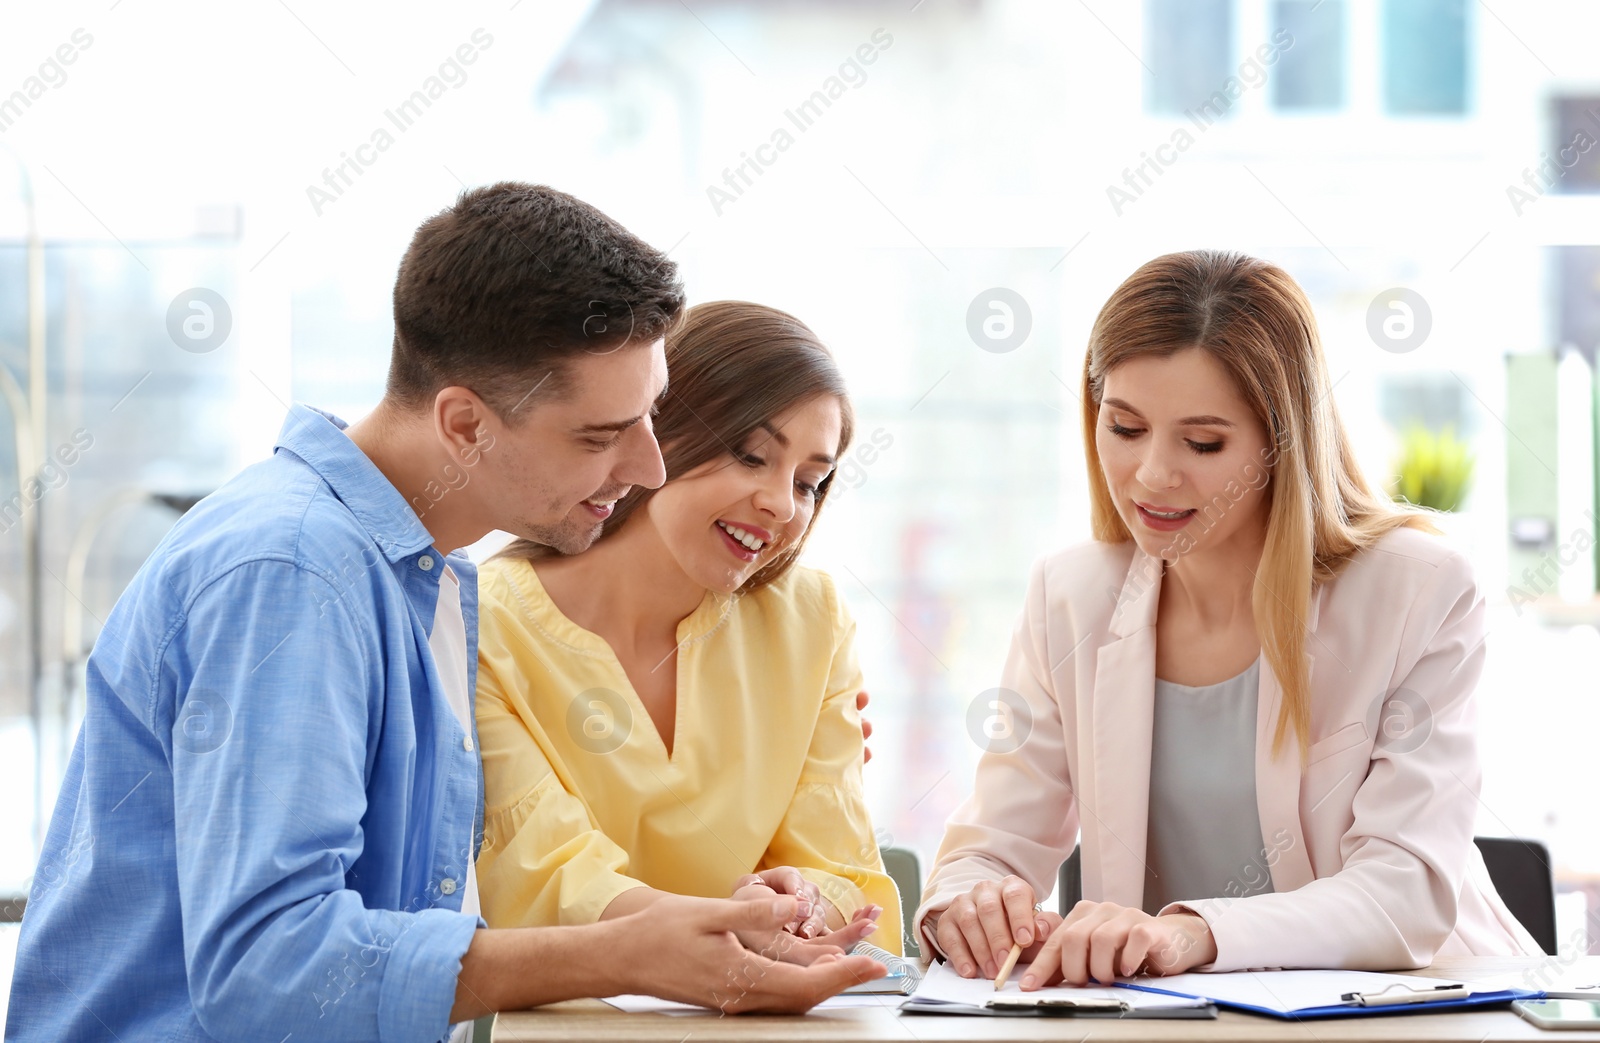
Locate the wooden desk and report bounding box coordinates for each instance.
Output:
[493,958,1600,1042]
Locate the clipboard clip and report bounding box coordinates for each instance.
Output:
[1340,982,1470,1007]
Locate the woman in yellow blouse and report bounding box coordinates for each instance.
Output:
[474,300,901,959]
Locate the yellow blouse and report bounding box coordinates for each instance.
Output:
[473,556,902,954]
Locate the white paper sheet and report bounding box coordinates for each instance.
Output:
[911,960,1209,1011]
[1455,968,1600,1000]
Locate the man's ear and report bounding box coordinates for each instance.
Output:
[432,386,496,463]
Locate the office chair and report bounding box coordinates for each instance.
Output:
[881,845,924,958]
[1058,845,1083,916]
[1475,835,1559,956]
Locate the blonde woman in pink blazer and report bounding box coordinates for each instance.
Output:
[916,251,1539,990]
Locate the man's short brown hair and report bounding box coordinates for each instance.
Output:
[387,182,685,417]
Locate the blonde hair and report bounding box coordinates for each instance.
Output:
[1080,250,1440,756]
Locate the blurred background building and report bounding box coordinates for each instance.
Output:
[3,0,1599,1004]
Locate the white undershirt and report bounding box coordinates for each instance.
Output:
[429,564,479,1042]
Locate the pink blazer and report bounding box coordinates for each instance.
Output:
[917,527,1539,971]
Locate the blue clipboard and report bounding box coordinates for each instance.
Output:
[1113,979,1544,1020]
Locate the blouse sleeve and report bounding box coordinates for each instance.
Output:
[757,573,905,955]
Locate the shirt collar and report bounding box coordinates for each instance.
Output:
[273,404,438,564]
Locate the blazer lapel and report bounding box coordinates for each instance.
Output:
[1083,550,1330,903]
[1084,548,1163,910]
[1254,584,1323,894]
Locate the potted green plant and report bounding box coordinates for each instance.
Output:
[1388,423,1474,513]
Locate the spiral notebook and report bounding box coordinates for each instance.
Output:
[843,942,921,994]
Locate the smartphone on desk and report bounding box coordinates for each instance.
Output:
[1513,999,1600,1030]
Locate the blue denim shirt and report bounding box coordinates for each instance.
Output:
[8,405,485,1043]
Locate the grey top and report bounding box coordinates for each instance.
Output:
[1142,657,1276,915]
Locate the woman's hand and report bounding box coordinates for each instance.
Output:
[733,868,822,936]
[730,869,881,964]
[856,690,873,764]
[931,876,1055,979]
[825,903,883,952]
[1020,901,1216,989]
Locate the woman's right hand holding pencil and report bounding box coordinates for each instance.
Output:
[930,876,1058,979]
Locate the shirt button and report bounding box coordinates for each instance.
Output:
[440,877,457,895]
[463,736,474,752]
[418,555,435,571]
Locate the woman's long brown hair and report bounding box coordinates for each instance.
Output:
[496,300,855,593]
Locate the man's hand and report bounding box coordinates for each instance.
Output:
[619,894,887,1012]
[1020,901,1216,989]
[856,690,873,764]
[931,876,1054,979]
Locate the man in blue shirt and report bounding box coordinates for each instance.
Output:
[7,182,883,1042]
